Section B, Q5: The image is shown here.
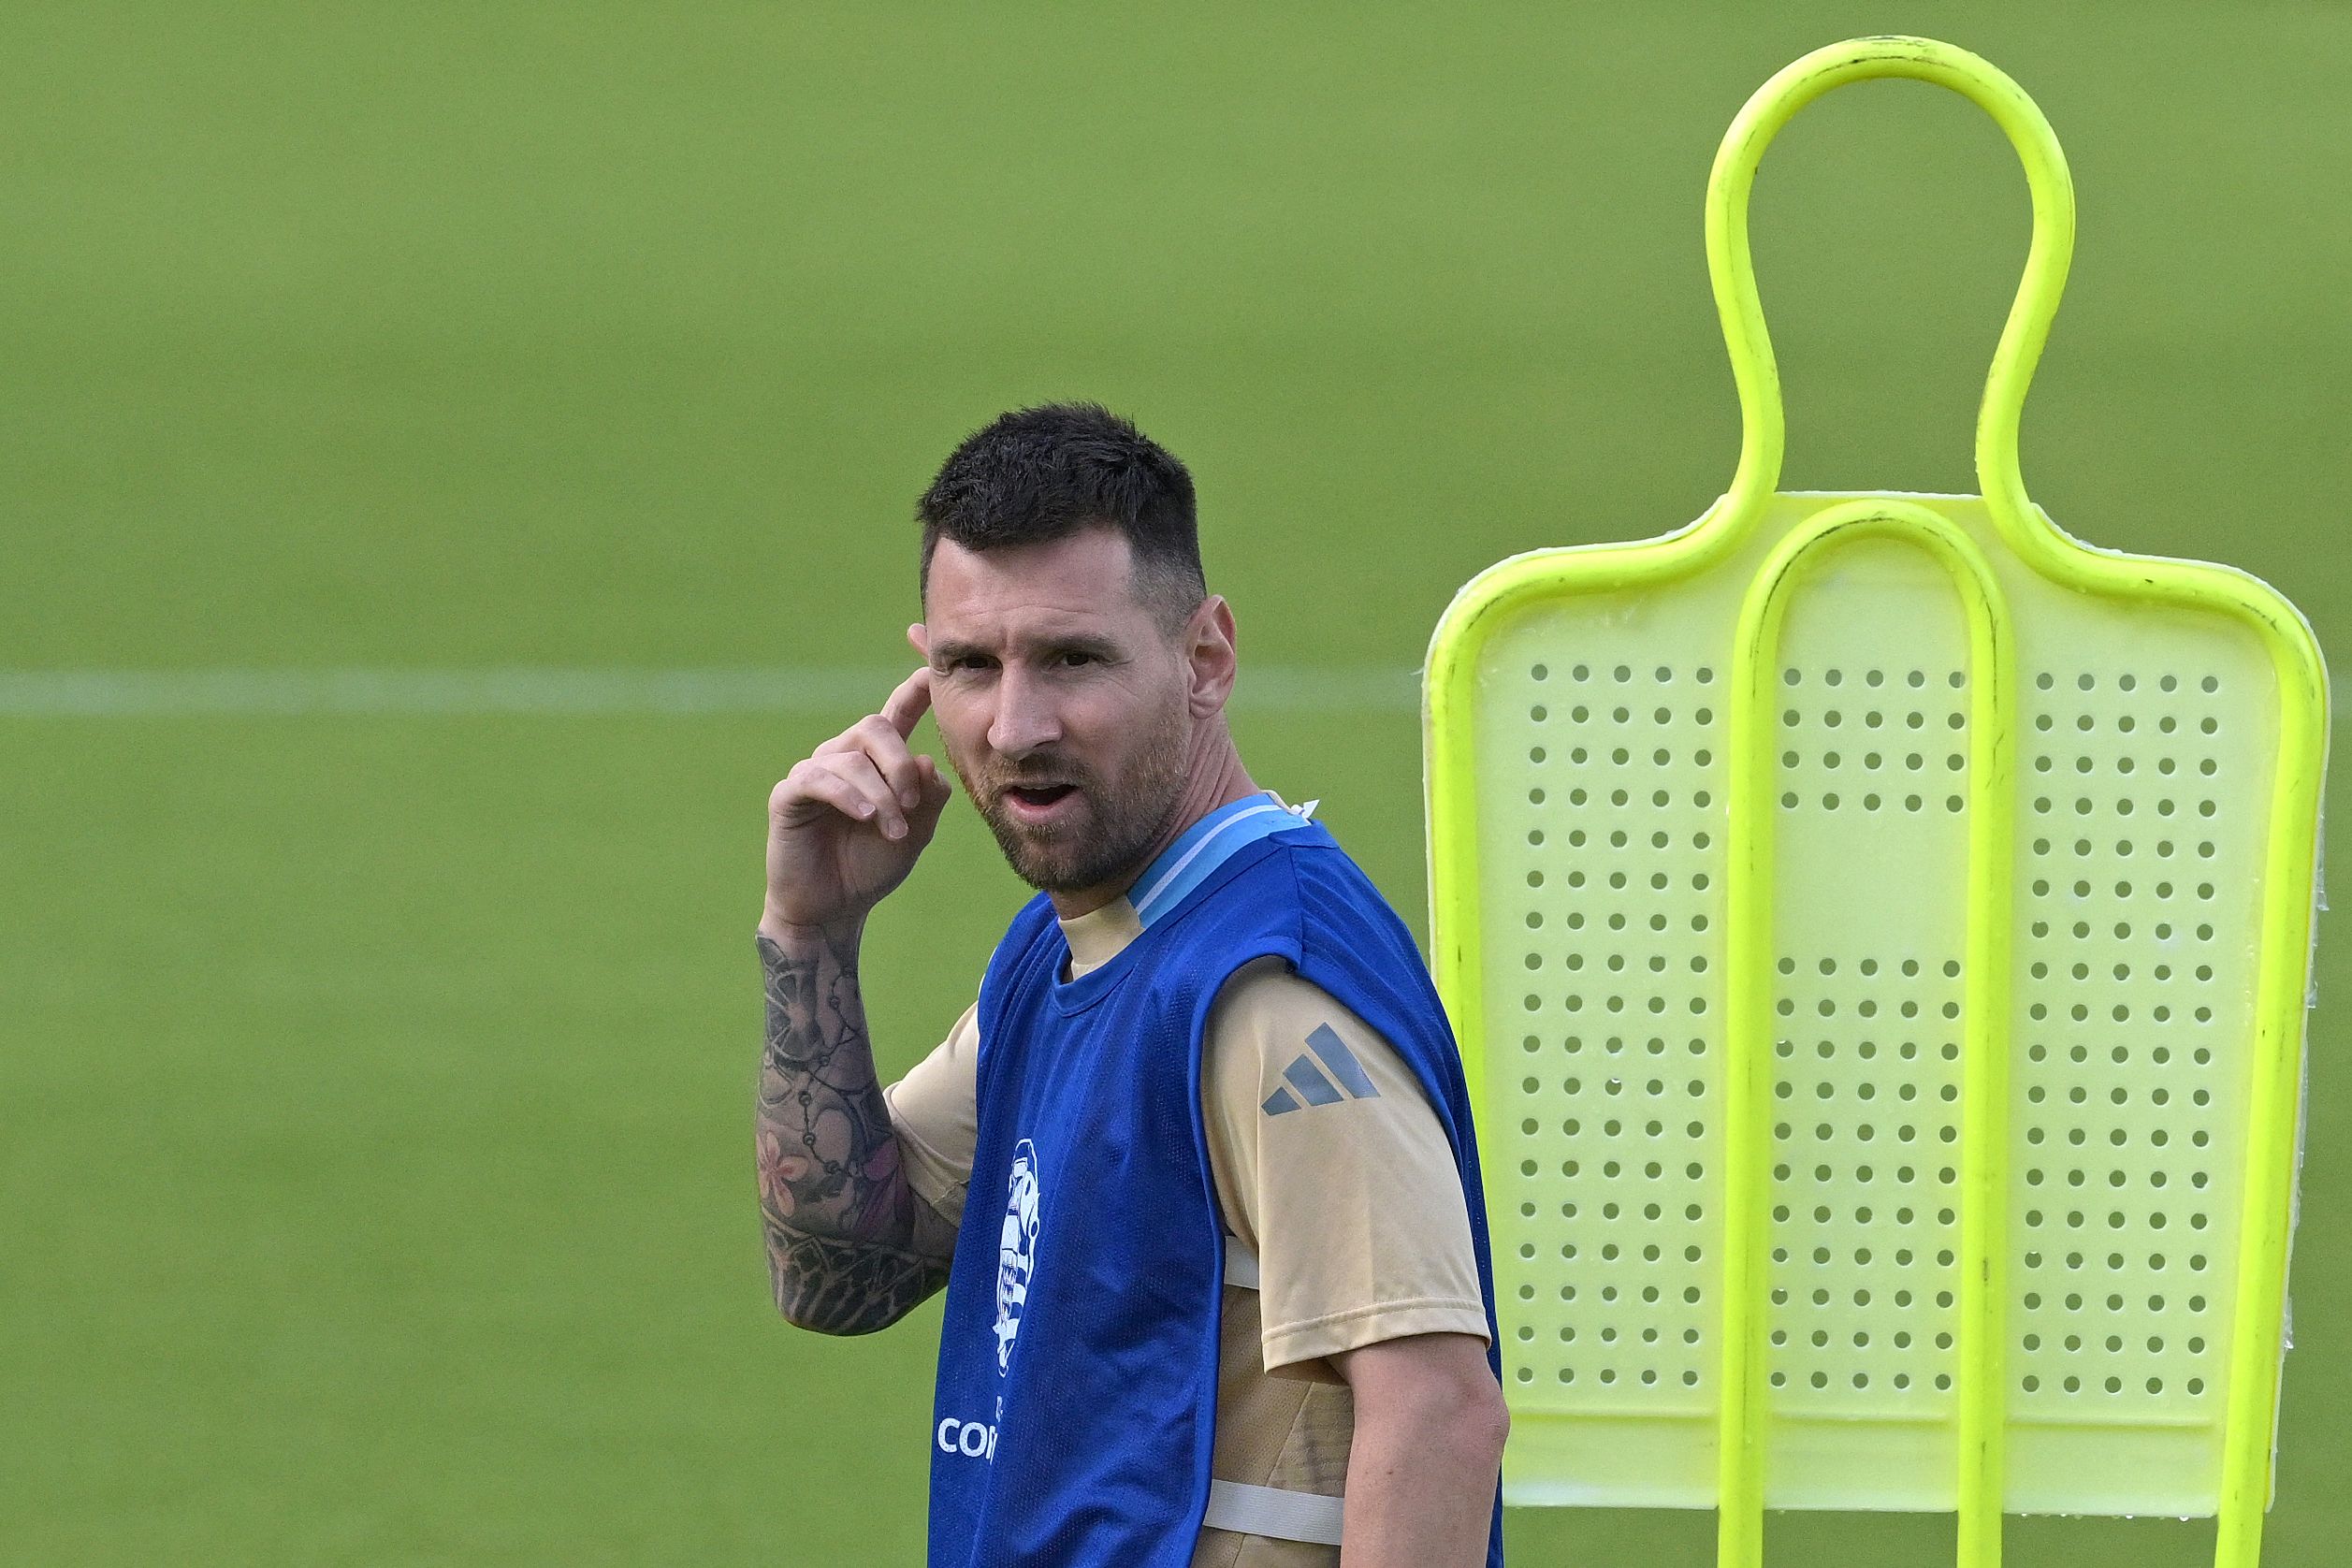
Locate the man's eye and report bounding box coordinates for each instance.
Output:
[1057,651,1093,668]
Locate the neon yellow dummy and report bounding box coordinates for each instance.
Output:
[1423,36,2325,1568]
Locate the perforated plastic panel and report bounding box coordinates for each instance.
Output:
[1426,43,2328,1565]
[1445,494,2299,1515]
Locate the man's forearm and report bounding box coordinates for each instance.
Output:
[1340,1401,1503,1566]
[756,923,950,1334]
[1332,1336,1508,1568]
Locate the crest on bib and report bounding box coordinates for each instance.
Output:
[994,1140,1041,1373]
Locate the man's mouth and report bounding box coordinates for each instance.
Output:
[1000,782,1080,821]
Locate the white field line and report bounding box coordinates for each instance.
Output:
[0,666,1423,718]
[3,669,2335,733]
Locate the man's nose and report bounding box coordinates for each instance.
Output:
[987,670,1064,758]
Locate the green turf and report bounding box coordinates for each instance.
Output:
[3,3,2348,1562]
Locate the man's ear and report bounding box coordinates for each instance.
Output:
[907,622,929,660]
[1185,597,1237,718]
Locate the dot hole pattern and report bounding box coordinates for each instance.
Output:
[1493,659,2255,1425]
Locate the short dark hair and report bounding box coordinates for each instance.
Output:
[917,402,1205,632]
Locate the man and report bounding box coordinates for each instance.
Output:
[755,403,1507,1566]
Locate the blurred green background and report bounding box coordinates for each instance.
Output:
[5,2,2347,1563]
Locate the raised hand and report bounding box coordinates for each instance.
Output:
[762,666,955,941]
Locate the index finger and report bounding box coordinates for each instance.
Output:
[879,665,933,738]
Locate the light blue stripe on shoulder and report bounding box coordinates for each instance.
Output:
[1130,792,1316,928]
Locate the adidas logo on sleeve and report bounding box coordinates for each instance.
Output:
[1260,1024,1383,1116]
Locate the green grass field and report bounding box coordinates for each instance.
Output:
[5,3,2348,1562]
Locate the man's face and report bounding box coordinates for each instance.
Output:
[918,528,1196,895]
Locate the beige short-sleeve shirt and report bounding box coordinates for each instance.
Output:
[883,894,1489,1568]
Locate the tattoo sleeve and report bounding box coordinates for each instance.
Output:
[756,928,955,1334]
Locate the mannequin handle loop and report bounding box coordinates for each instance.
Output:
[1706,36,2075,550]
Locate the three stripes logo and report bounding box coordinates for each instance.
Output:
[1260,1024,1382,1116]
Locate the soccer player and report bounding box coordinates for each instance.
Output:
[756,403,1507,1566]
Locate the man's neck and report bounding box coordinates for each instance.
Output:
[1046,742,1258,921]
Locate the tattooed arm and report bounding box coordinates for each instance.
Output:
[756,925,959,1335]
[757,663,960,1336]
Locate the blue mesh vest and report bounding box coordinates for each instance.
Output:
[927,799,1503,1566]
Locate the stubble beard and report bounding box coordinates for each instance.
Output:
[962,721,1191,896]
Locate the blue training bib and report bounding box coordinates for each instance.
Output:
[926,803,1504,1566]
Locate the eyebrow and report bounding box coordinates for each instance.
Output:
[929,633,1124,665]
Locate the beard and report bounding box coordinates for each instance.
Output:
[957,721,1191,895]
